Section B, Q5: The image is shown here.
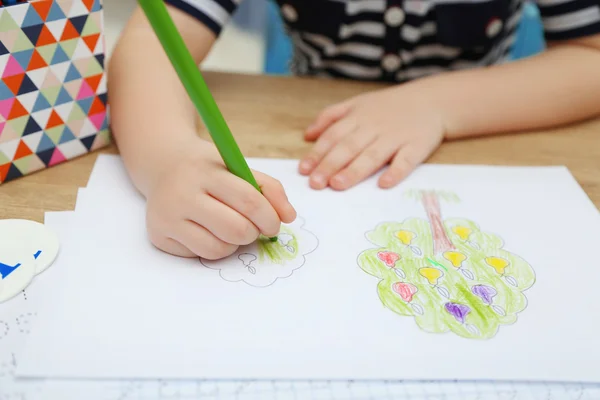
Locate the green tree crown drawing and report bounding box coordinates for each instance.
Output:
[358,190,536,339]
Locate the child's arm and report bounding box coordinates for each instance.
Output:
[107,5,216,195]
[107,5,296,259]
[300,33,600,191]
[420,33,600,141]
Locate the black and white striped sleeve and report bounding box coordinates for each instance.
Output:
[536,0,600,41]
[164,0,240,35]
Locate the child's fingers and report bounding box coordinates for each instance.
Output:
[330,139,398,190]
[208,173,282,237]
[185,196,259,246]
[308,130,375,190]
[172,220,238,260]
[299,118,356,176]
[151,236,197,258]
[254,171,297,224]
[378,143,426,188]
[304,102,352,141]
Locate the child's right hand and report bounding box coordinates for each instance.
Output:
[144,140,297,260]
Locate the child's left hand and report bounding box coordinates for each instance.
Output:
[299,85,446,190]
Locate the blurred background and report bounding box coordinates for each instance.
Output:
[102,0,546,76]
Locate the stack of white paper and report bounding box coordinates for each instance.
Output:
[3,154,600,399]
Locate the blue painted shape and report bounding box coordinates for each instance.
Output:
[65,64,82,82]
[0,81,13,101]
[51,45,70,65]
[22,7,44,28]
[92,0,103,12]
[33,250,42,259]
[59,126,76,144]
[36,133,56,152]
[0,262,21,279]
[33,92,52,112]
[54,87,73,106]
[77,97,93,114]
[12,49,34,71]
[46,1,67,22]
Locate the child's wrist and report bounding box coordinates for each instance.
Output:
[397,77,455,140]
[407,70,490,141]
[122,133,210,196]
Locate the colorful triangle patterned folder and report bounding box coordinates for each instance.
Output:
[0,0,109,184]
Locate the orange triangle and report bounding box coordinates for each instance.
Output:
[46,110,64,129]
[82,33,100,52]
[0,163,10,183]
[89,96,106,115]
[83,0,95,11]
[27,49,48,71]
[8,99,28,119]
[13,140,33,160]
[37,25,57,47]
[85,74,102,92]
[32,1,52,21]
[4,74,25,96]
[61,20,80,41]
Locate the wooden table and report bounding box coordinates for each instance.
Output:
[1,71,599,222]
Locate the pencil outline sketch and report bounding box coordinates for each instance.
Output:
[357,189,536,340]
[199,216,319,288]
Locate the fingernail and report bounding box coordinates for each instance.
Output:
[288,204,298,219]
[299,160,313,172]
[286,198,295,210]
[332,174,347,187]
[379,176,392,188]
[311,174,326,187]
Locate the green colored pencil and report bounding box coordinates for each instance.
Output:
[138,0,278,242]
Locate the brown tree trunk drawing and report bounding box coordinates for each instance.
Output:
[421,191,455,255]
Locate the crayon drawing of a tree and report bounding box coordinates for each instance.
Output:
[358,190,536,339]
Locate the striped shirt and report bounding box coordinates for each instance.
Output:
[165,0,600,82]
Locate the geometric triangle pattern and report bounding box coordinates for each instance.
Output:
[12,48,34,71]
[0,0,110,184]
[32,90,52,111]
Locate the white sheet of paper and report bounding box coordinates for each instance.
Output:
[16,156,600,383]
[1,210,476,400]
[4,208,600,400]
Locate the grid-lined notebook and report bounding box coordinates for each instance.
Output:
[43,379,600,400]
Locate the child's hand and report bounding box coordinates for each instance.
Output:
[299,85,446,190]
[145,140,297,260]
